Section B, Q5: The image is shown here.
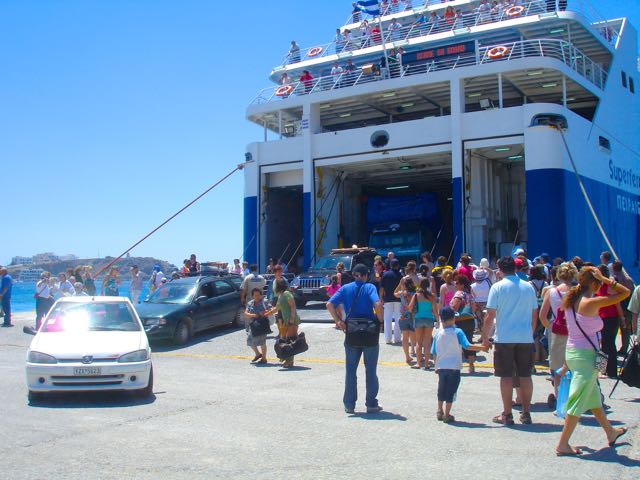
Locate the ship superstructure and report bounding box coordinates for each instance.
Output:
[244,0,640,275]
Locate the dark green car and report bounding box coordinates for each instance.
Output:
[135,275,243,345]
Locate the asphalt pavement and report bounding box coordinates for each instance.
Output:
[1,307,638,479]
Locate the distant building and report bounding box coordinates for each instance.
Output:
[32,252,59,264]
[58,254,78,262]
[19,268,44,282]
[11,256,33,266]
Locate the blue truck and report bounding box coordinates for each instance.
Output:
[367,193,441,265]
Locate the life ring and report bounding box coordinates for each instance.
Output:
[308,46,324,57]
[487,46,509,59]
[275,85,294,96]
[506,5,525,17]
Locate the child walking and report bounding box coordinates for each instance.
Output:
[431,306,488,423]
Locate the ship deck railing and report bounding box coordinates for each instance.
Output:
[280,0,618,67]
[252,38,606,106]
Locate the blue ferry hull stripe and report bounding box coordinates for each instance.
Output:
[243,196,258,265]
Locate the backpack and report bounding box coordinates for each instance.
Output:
[610,338,640,397]
[550,288,568,336]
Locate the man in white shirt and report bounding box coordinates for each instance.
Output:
[130,265,144,304]
[388,18,403,41]
[240,264,266,306]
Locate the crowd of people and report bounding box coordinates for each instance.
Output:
[320,248,634,454]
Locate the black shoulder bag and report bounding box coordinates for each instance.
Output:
[345,284,380,348]
[571,306,609,375]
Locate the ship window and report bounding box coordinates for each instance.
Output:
[530,114,568,129]
[621,71,628,88]
[598,136,611,151]
[630,77,635,94]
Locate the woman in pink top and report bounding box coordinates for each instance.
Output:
[438,268,456,310]
[556,267,629,456]
[456,255,475,282]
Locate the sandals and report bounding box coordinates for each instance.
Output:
[608,428,628,447]
[519,412,532,425]
[436,411,444,421]
[442,414,455,424]
[492,413,515,425]
[555,447,583,457]
[250,354,262,363]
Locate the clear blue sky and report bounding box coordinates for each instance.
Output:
[1,0,638,267]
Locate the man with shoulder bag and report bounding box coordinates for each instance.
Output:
[327,264,384,414]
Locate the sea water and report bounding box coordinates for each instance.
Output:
[8,281,151,314]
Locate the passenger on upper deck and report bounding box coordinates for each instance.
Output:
[401,0,413,11]
[359,20,372,48]
[335,28,346,53]
[388,18,403,41]
[300,70,314,94]
[287,41,300,64]
[351,2,361,23]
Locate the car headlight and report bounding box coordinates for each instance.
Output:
[28,351,57,364]
[118,349,149,363]
[290,277,300,287]
[321,276,331,286]
[144,317,167,326]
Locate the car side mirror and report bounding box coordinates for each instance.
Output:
[146,325,160,334]
[195,295,208,304]
[23,326,37,336]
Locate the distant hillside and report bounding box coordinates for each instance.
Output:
[9,257,177,279]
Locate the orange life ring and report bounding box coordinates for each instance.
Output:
[487,46,509,59]
[308,46,324,57]
[506,5,525,17]
[275,85,294,96]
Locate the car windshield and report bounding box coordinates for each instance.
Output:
[147,283,196,304]
[370,232,420,248]
[312,255,352,270]
[42,302,141,333]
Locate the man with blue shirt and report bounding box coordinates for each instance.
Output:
[483,256,538,425]
[327,264,384,414]
[0,267,13,327]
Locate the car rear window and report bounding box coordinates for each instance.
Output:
[42,302,141,333]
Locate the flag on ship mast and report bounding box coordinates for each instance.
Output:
[356,0,381,16]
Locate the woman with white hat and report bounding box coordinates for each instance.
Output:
[478,258,496,283]
[471,269,492,337]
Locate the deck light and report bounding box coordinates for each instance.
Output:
[549,28,565,34]
[542,83,558,88]
[527,70,544,76]
[339,113,352,118]
[382,92,396,98]
[386,185,410,190]
[467,92,482,98]
[495,147,511,152]
[319,104,332,109]
[400,102,415,108]
[399,165,412,170]
[508,155,523,160]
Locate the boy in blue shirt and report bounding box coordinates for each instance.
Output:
[431,306,488,423]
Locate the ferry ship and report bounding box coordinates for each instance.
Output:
[243,0,640,277]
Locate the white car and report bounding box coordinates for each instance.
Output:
[24,296,153,402]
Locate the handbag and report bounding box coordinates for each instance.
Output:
[249,316,272,337]
[551,288,568,336]
[274,326,308,359]
[345,284,380,347]
[572,306,609,375]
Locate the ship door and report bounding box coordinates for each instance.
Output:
[463,143,527,261]
[262,170,304,273]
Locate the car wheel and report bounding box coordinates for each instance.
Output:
[173,319,191,345]
[232,307,243,327]
[136,366,153,398]
[295,298,307,308]
[28,390,44,404]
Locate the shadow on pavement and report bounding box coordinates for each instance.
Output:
[152,324,243,352]
[277,366,312,371]
[578,446,640,467]
[447,420,492,429]
[28,391,157,409]
[351,411,407,421]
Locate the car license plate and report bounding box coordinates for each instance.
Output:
[302,289,313,294]
[74,367,101,376]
